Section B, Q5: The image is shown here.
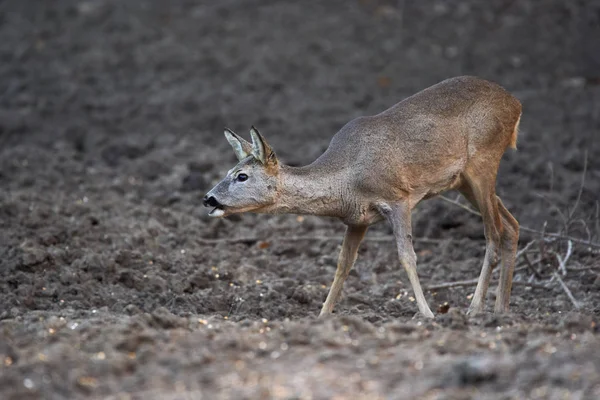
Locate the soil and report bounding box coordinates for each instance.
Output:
[1,1,600,399]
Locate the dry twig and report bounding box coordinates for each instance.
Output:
[439,195,481,217]
[196,235,445,245]
[595,201,600,242]
[535,192,569,233]
[555,240,573,276]
[515,240,537,260]
[439,195,600,249]
[425,279,547,291]
[552,272,581,310]
[569,150,587,221]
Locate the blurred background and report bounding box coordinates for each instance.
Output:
[1,0,599,228]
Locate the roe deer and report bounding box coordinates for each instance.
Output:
[203,76,522,318]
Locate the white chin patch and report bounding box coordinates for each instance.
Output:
[209,208,225,217]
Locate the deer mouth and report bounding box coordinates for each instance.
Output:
[208,204,225,217]
[203,195,226,217]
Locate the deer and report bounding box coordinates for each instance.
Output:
[203,76,522,318]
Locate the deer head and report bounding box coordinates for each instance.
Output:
[203,127,280,217]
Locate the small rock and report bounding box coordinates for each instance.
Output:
[20,247,48,269]
[124,304,141,315]
[148,307,187,329]
[559,312,595,332]
[146,275,167,293]
[117,271,137,289]
[436,307,468,330]
[447,356,498,386]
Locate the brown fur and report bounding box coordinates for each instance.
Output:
[205,76,522,318]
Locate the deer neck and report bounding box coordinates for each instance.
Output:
[270,164,345,217]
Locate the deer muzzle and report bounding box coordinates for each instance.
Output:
[203,195,225,217]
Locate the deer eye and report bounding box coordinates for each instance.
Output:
[236,173,248,182]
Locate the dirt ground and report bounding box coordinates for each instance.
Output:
[1,0,600,399]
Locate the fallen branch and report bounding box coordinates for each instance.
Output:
[520,226,600,249]
[552,272,581,309]
[568,265,600,271]
[535,193,569,233]
[513,265,531,274]
[198,229,600,249]
[196,235,446,245]
[515,240,537,260]
[439,195,600,249]
[439,195,481,217]
[425,279,548,291]
[537,222,549,265]
[555,240,573,276]
[595,201,600,243]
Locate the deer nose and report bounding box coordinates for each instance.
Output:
[203,195,220,208]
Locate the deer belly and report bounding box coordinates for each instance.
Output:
[422,168,463,199]
[343,205,385,226]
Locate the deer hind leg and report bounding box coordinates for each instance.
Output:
[380,202,434,318]
[458,174,503,316]
[319,225,368,317]
[494,196,519,313]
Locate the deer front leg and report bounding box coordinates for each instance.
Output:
[319,225,368,317]
[380,202,435,319]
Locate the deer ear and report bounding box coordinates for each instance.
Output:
[250,126,278,167]
[224,128,253,161]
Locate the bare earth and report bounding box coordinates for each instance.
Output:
[1,1,600,399]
